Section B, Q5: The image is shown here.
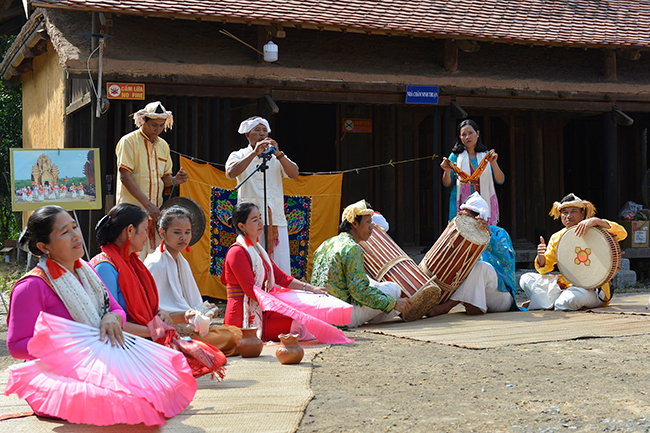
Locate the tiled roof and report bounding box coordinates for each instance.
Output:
[30,0,650,49]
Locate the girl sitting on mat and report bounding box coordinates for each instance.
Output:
[144,205,242,356]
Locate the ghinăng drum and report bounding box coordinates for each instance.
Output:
[419,215,491,303]
[359,225,441,322]
[555,226,621,289]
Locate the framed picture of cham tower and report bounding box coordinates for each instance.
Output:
[10,148,103,211]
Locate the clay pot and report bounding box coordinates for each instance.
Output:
[237,327,263,358]
[275,333,304,364]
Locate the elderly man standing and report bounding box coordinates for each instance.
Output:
[520,194,627,311]
[311,200,413,327]
[116,101,188,257]
[226,116,299,274]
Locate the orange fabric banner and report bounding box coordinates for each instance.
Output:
[179,156,343,299]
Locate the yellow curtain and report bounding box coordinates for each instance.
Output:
[179,156,343,299]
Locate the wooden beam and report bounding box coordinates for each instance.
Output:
[444,39,458,72]
[456,96,613,112]
[604,49,617,81]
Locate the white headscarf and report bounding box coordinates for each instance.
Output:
[133,101,174,131]
[238,117,271,134]
[460,191,490,222]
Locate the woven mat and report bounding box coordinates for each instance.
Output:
[591,292,650,316]
[0,343,327,432]
[362,304,650,349]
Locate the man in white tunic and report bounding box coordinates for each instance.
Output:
[427,193,513,317]
[225,117,299,274]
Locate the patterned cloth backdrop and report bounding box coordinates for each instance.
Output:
[210,187,312,280]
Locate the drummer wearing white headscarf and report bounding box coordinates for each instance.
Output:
[116,101,188,258]
[428,192,514,317]
[520,193,627,311]
[225,116,299,274]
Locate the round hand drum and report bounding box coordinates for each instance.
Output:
[556,226,621,289]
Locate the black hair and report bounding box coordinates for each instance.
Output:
[229,202,259,235]
[96,203,148,246]
[159,205,193,232]
[560,194,578,204]
[26,205,69,256]
[450,119,488,155]
[338,202,374,234]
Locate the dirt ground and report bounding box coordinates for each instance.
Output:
[298,288,650,433]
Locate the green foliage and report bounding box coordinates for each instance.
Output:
[0,35,22,244]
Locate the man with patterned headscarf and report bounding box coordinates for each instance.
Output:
[116,101,188,257]
[311,200,413,327]
[520,193,627,311]
[226,116,299,274]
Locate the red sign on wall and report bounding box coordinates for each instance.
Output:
[342,118,372,133]
[106,82,145,100]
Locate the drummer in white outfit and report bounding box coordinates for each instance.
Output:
[427,194,512,317]
[520,194,627,311]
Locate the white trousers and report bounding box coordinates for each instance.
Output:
[348,278,401,328]
[519,273,603,311]
[449,261,512,313]
[259,226,291,275]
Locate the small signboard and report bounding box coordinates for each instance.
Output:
[405,85,439,105]
[106,82,145,100]
[342,118,372,133]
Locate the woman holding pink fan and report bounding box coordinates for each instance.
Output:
[5,206,197,426]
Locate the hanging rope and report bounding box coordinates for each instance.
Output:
[170,149,439,176]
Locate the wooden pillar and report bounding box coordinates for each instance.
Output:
[444,39,458,72]
[604,112,618,219]
[530,112,545,240]
[433,107,440,236]
[604,49,617,81]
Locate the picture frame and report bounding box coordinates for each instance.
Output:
[10,148,103,211]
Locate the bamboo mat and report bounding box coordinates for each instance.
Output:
[0,343,328,432]
[362,300,650,349]
[592,292,650,316]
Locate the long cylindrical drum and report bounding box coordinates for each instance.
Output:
[556,226,621,290]
[359,225,441,321]
[419,215,491,303]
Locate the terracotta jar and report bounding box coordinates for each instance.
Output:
[275,333,304,364]
[237,327,263,358]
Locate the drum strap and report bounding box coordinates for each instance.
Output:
[597,287,612,303]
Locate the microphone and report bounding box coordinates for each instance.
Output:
[259,145,276,158]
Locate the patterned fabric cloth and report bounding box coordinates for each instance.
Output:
[311,232,397,314]
[534,219,627,307]
[116,129,173,209]
[210,187,312,280]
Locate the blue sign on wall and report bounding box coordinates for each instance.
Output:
[405,85,439,105]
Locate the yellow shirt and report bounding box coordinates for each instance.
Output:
[115,129,173,209]
[535,219,627,306]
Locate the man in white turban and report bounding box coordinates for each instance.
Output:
[225,116,299,274]
[428,192,515,317]
[116,101,188,257]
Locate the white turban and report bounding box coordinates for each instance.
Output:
[372,212,390,232]
[238,117,271,134]
[133,101,174,131]
[460,192,490,222]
